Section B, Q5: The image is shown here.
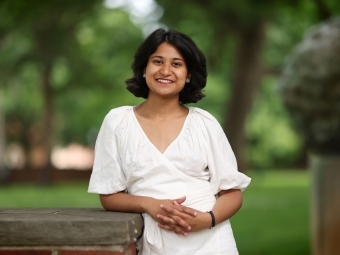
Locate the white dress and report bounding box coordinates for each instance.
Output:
[88,106,251,255]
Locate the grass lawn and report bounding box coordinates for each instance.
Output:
[233,170,310,255]
[0,182,101,208]
[0,170,310,255]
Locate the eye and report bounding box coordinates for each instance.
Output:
[152,59,162,65]
[172,62,182,67]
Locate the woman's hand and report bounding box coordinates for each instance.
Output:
[157,189,243,235]
[157,202,211,234]
[144,196,198,236]
[100,192,197,236]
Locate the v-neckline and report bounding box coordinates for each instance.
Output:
[132,106,191,155]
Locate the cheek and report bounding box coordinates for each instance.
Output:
[145,77,153,88]
[181,68,188,78]
[174,68,186,76]
[179,72,188,81]
[144,63,154,74]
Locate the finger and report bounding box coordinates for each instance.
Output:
[157,213,191,231]
[160,204,178,215]
[157,213,177,225]
[158,212,191,231]
[173,196,186,204]
[181,207,198,217]
[158,223,173,231]
[171,215,192,231]
[161,204,197,217]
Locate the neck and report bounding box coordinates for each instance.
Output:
[137,96,186,118]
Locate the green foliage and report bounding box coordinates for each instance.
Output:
[3,63,42,146]
[190,73,230,121]
[54,8,144,145]
[0,2,144,146]
[2,0,340,168]
[156,0,340,167]
[156,0,314,168]
[246,76,303,168]
[0,0,104,150]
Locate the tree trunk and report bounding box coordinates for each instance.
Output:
[310,155,340,255]
[223,19,266,173]
[0,92,9,183]
[313,0,332,20]
[40,62,54,184]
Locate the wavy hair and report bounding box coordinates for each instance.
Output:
[125,28,207,104]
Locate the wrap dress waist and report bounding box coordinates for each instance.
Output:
[137,181,217,255]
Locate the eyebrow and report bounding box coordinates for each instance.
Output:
[150,56,184,61]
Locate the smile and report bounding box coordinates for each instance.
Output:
[156,79,173,84]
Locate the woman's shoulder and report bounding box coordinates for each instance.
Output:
[103,106,134,128]
[189,107,220,125]
[106,106,133,117]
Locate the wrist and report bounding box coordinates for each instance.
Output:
[140,196,154,213]
[207,211,216,229]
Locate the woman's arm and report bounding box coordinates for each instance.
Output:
[212,189,243,225]
[99,192,197,235]
[100,191,152,213]
[158,189,243,232]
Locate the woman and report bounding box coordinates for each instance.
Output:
[88,28,251,254]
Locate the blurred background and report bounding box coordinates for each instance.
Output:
[1,0,340,254]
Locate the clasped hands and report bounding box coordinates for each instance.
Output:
[148,196,211,236]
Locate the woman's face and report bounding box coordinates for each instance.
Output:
[144,42,190,100]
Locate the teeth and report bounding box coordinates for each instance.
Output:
[157,79,172,83]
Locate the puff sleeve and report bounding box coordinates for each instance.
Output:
[88,108,128,194]
[194,108,251,194]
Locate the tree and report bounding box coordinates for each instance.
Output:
[156,0,303,171]
[0,0,102,182]
[0,1,146,181]
[157,0,340,171]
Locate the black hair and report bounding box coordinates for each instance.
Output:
[125,28,207,104]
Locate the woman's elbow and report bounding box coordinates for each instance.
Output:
[219,189,243,210]
[99,194,112,211]
[236,191,243,210]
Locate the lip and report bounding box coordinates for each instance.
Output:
[156,78,174,84]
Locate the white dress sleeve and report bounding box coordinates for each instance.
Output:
[88,107,129,194]
[194,108,251,194]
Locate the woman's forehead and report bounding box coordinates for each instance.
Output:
[150,42,184,59]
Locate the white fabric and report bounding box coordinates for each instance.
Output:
[88,106,251,254]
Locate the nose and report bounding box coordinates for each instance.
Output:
[160,63,171,76]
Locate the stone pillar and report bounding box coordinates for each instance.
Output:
[310,155,340,255]
[0,209,144,255]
